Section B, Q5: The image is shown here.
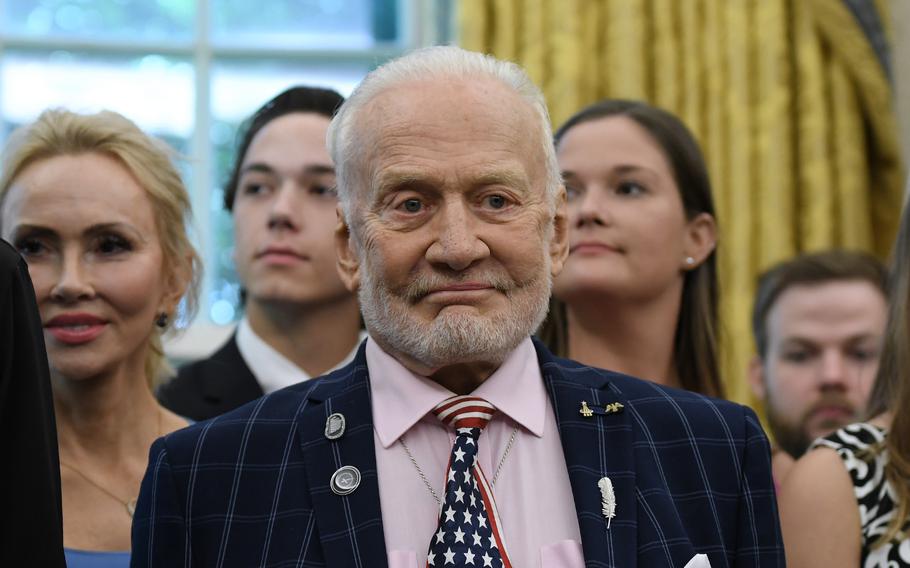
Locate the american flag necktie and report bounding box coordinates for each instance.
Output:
[427,396,512,567]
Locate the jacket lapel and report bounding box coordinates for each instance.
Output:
[535,341,638,568]
[201,335,264,408]
[297,347,389,568]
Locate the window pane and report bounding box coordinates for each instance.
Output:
[211,0,395,49]
[3,0,194,41]
[211,60,366,122]
[206,60,369,323]
[0,50,194,145]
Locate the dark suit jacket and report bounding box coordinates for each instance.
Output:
[133,339,784,567]
[157,334,264,421]
[0,240,66,567]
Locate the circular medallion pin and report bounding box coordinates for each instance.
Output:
[325,413,346,440]
[330,465,361,496]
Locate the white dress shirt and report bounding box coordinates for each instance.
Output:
[235,316,365,393]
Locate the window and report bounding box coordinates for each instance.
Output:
[0,0,454,358]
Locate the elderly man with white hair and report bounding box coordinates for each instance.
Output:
[132,46,784,568]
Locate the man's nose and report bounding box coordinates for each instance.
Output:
[267,183,301,231]
[818,351,848,389]
[425,201,490,271]
[50,249,94,303]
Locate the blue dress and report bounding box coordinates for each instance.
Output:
[64,548,130,568]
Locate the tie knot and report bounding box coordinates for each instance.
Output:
[432,396,495,431]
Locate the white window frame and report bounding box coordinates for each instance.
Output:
[0,0,455,361]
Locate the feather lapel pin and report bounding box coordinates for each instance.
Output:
[598,477,617,528]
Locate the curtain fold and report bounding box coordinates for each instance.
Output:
[459,0,905,407]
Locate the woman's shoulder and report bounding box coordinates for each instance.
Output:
[779,439,864,566]
[783,442,857,495]
[810,422,889,486]
[801,422,888,503]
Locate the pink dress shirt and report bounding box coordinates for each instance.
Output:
[368,337,584,568]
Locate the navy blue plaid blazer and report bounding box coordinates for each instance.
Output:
[132,339,784,567]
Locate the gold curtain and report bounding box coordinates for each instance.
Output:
[459,0,905,407]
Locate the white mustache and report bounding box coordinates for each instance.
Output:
[402,272,516,301]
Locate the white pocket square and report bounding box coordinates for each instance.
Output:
[683,553,711,568]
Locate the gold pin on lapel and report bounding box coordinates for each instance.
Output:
[604,402,625,414]
[580,401,594,417]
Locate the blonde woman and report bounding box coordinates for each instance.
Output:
[0,109,200,567]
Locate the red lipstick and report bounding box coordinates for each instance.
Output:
[45,313,107,345]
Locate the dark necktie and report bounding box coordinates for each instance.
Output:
[426,396,512,567]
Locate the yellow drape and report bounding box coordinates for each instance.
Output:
[459,0,905,407]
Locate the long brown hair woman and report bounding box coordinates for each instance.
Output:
[539,99,722,397]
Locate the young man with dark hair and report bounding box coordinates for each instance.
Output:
[159,87,363,420]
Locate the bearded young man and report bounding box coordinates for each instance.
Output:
[132,47,784,568]
[748,250,888,485]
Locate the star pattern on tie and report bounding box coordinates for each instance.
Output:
[426,396,512,568]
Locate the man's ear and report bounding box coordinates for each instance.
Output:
[682,212,717,269]
[748,355,767,401]
[549,185,570,278]
[335,204,361,292]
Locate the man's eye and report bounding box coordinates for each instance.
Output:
[849,348,879,362]
[486,195,508,209]
[312,185,338,198]
[15,238,45,257]
[243,183,266,196]
[783,351,811,363]
[402,198,423,213]
[565,185,583,201]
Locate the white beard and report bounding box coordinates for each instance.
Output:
[358,252,553,370]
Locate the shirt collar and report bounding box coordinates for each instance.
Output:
[369,337,547,449]
[236,316,366,394]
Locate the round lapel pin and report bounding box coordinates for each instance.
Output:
[330,465,361,496]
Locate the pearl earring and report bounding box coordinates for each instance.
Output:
[685,256,696,266]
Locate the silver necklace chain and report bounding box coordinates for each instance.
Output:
[399,426,519,506]
[399,437,443,505]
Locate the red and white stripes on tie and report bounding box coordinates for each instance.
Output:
[427,395,512,568]
[432,396,496,430]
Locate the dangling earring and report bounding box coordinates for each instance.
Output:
[155,312,169,329]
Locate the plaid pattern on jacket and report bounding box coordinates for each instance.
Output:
[131,339,784,567]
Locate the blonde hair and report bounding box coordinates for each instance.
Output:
[0,108,201,387]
